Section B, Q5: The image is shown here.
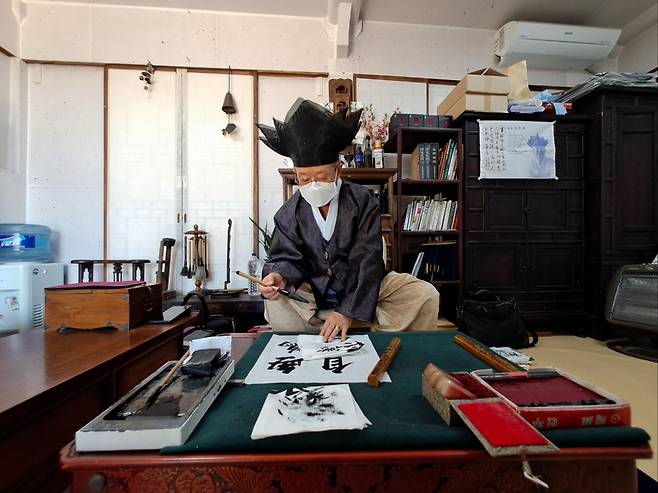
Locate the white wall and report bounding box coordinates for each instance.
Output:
[19,2,589,87]
[26,64,104,281]
[21,3,330,72]
[0,53,27,223]
[0,0,20,56]
[618,24,658,73]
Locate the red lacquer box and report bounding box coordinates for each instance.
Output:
[459,369,631,430]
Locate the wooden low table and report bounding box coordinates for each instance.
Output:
[60,333,652,493]
[0,313,198,493]
[60,444,650,492]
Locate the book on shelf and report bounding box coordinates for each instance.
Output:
[429,143,440,180]
[409,240,458,282]
[411,251,425,277]
[409,140,459,181]
[403,197,459,231]
[411,143,428,180]
[438,139,458,180]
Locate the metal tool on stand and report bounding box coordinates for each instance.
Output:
[184,225,209,291]
[211,218,245,297]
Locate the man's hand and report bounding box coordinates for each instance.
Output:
[320,311,352,342]
[259,272,287,300]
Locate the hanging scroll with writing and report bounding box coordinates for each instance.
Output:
[479,120,557,180]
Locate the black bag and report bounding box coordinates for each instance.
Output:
[457,290,538,349]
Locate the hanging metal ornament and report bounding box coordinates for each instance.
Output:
[221,66,237,114]
[222,66,237,136]
[139,60,155,91]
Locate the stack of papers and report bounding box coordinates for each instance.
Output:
[490,346,533,368]
[251,385,371,440]
[296,335,367,361]
[556,72,657,102]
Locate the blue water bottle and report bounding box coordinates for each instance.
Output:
[0,224,52,262]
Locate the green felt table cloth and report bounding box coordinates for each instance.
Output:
[164,332,650,455]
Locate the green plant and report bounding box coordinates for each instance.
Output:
[249,217,273,257]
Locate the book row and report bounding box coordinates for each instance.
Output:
[410,139,459,180]
[403,198,459,231]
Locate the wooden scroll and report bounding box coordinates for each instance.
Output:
[368,337,401,387]
[453,335,521,372]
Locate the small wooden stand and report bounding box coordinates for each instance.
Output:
[155,238,176,299]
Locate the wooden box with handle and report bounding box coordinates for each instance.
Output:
[45,281,163,331]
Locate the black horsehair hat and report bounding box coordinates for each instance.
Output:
[257,98,363,167]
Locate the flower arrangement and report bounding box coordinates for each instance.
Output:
[361,104,398,147]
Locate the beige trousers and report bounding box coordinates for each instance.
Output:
[264,271,440,333]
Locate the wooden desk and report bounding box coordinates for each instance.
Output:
[60,333,651,493]
[0,314,198,493]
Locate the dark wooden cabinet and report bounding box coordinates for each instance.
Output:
[575,87,658,337]
[456,113,588,329]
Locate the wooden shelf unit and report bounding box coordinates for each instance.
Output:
[385,126,464,320]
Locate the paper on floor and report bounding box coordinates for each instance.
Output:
[251,384,371,440]
[296,334,367,361]
[244,334,391,384]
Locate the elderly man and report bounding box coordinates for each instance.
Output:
[257,98,439,342]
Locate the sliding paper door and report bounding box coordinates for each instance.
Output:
[184,72,254,290]
[106,68,178,282]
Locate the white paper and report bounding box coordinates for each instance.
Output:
[244,334,391,384]
[479,120,557,179]
[251,385,371,440]
[297,335,367,361]
[490,346,533,364]
[184,336,232,363]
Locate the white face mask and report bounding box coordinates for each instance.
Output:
[299,180,337,208]
[298,170,339,208]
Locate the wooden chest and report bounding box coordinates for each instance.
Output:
[45,282,163,331]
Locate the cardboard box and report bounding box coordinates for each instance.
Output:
[45,282,163,330]
[437,68,510,115]
[442,94,508,119]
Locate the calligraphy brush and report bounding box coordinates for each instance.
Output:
[144,349,190,409]
[235,270,309,303]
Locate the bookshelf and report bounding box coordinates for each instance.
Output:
[384,126,463,321]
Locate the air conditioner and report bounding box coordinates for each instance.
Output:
[494,21,621,70]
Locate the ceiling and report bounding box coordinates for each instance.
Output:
[32,0,657,43]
